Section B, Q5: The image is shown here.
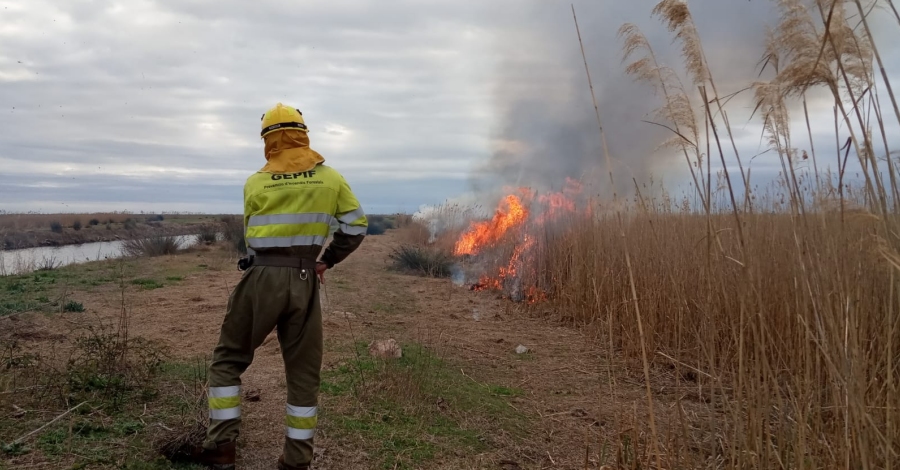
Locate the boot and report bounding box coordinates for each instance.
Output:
[277,454,311,470]
[174,441,236,470]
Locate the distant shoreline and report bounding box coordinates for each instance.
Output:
[0,214,234,251]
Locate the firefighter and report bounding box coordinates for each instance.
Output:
[178,103,367,470]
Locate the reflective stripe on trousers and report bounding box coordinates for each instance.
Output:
[209,385,241,420]
[285,405,317,440]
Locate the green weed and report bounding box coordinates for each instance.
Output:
[322,342,525,468]
[64,301,85,312]
[131,278,164,290]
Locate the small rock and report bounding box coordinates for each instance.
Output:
[515,345,529,354]
[499,460,522,470]
[368,339,402,359]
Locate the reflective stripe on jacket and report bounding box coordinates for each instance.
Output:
[243,165,368,254]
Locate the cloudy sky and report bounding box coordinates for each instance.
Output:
[0,0,897,215]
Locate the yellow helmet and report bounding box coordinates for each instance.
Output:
[260,103,308,138]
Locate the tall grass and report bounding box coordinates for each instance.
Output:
[548,1,898,467]
[433,1,899,467]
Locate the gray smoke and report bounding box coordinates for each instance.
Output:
[472,0,779,202]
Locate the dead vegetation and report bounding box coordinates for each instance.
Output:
[0,284,207,468]
[580,1,898,466]
[410,1,900,467]
[121,235,185,257]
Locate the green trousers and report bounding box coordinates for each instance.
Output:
[203,265,323,467]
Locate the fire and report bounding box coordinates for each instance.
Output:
[455,178,584,304]
[454,194,529,256]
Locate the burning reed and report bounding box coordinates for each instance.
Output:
[423,0,900,467]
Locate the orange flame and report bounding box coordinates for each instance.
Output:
[454,194,529,256]
[457,178,584,304]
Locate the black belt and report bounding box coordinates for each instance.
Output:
[251,256,317,269]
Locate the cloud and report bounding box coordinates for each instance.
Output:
[0,0,896,215]
[0,0,498,213]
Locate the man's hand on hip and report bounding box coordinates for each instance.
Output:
[315,262,328,284]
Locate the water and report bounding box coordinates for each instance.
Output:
[0,235,199,276]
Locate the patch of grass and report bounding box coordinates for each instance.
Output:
[165,276,184,282]
[0,299,41,316]
[158,361,206,383]
[64,300,85,312]
[131,278,164,290]
[371,302,392,313]
[0,320,209,468]
[322,342,525,468]
[1,442,27,456]
[388,244,452,278]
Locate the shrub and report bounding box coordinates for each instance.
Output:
[64,301,85,312]
[89,218,100,226]
[36,255,61,271]
[388,244,452,278]
[367,220,388,236]
[366,215,397,235]
[221,215,246,254]
[146,215,164,222]
[50,221,63,233]
[123,219,137,230]
[72,219,82,231]
[122,236,182,257]
[195,225,218,245]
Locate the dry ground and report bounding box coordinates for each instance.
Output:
[0,232,692,469]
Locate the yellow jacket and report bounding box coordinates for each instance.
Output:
[243,164,368,267]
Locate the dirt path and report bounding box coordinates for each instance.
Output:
[4,233,665,469]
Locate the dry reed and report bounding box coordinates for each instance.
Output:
[438,1,900,467]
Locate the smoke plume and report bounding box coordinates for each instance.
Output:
[472,0,779,202]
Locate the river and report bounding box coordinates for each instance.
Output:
[0,234,200,276]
